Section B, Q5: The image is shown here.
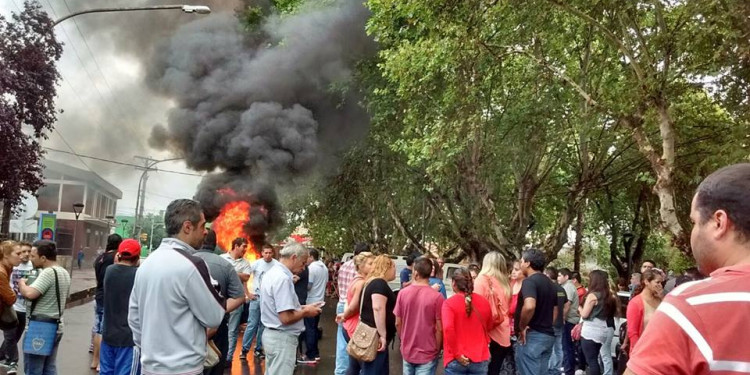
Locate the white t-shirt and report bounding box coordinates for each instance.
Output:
[11,261,34,313]
[249,258,279,295]
[220,253,253,275]
[307,260,329,303]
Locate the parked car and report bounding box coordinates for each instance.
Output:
[340,252,407,292]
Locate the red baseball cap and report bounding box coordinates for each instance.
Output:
[118,239,141,258]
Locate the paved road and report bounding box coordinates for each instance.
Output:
[6,296,447,374]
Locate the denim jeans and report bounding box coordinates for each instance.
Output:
[445,359,489,375]
[515,330,555,375]
[24,333,62,375]
[304,315,320,359]
[562,322,577,375]
[226,303,244,360]
[549,326,563,375]
[403,358,439,375]
[0,310,25,362]
[598,328,614,375]
[335,301,349,375]
[241,299,264,352]
[361,349,389,375]
[342,330,362,375]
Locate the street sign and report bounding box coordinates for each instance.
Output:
[38,213,57,241]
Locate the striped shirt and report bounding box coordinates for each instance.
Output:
[627,264,750,374]
[337,260,357,303]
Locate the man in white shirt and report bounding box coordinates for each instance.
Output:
[221,238,253,363]
[301,248,328,363]
[241,244,279,359]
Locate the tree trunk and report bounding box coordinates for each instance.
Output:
[573,208,584,272]
[1,201,11,238]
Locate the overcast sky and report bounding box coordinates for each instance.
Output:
[1,0,239,217]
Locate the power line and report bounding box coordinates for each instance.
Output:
[53,129,92,172]
[43,0,142,141]
[43,147,204,177]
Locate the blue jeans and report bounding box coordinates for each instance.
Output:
[444,360,489,375]
[361,349,389,375]
[304,315,320,359]
[226,303,244,360]
[24,333,62,375]
[598,328,614,375]
[549,326,563,374]
[515,330,555,375]
[335,301,349,375]
[403,358,439,375]
[562,322,577,375]
[241,299,263,352]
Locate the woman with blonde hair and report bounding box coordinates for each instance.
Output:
[473,251,512,374]
[336,252,374,374]
[0,241,22,317]
[347,255,397,375]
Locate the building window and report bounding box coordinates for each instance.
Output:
[37,183,60,212]
[61,184,85,212]
[85,187,95,215]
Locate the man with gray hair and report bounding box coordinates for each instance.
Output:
[260,242,323,375]
[128,199,226,375]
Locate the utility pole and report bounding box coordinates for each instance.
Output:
[134,156,157,239]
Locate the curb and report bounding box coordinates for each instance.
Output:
[66,286,96,309]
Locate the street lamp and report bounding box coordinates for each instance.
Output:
[133,157,182,238]
[72,202,85,256]
[53,4,212,26]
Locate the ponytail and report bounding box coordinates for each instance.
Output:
[452,268,474,316]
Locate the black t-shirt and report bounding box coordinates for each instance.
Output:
[102,264,138,346]
[294,267,309,305]
[359,278,397,343]
[514,272,557,336]
[94,251,116,306]
[554,283,567,328]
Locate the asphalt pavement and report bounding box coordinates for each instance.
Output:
[3,296,447,374]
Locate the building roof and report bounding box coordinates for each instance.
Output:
[43,159,123,199]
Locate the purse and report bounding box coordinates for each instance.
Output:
[204,339,220,368]
[346,281,380,362]
[571,322,583,341]
[0,302,18,330]
[23,268,61,356]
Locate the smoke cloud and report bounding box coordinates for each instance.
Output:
[145,0,376,240]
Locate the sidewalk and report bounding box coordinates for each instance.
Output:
[67,265,97,308]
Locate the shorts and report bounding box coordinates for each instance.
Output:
[94,303,104,335]
[100,341,141,375]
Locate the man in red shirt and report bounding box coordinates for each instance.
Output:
[626,163,750,375]
[395,257,444,374]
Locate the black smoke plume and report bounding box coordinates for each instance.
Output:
[147,0,376,243]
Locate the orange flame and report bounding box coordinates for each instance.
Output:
[212,200,259,262]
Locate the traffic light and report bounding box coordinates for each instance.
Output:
[140,233,148,242]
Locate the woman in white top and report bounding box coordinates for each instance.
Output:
[578,270,617,375]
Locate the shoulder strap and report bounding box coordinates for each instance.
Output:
[358,279,371,316]
[53,268,61,318]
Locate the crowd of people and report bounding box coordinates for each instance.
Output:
[0,163,746,375]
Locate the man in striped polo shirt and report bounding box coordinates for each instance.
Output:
[626,163,750,375]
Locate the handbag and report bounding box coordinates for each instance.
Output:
[346,281,380,362]
[204,340,220,368]
[483,275,505,328]
[0,303,18,330]
[23,268,61,356]
[571,322,583,341]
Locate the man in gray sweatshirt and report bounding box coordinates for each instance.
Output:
[128,199,226,375]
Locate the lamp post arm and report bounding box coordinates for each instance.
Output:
[53,5,188,26]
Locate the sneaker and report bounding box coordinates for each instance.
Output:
[296,356,317,365]
[314,357,321,362]
[6,362,17,374]
[241,350,249,360]
[254,350,265,359]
